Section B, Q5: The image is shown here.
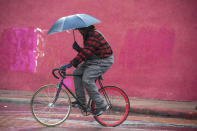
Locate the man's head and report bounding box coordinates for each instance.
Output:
[77,25,95,36]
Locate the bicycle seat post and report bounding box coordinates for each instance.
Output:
[98,77,104,89]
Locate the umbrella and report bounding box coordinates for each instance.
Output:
[47,14,101,35]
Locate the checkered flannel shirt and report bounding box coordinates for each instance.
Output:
[71,30,113,67]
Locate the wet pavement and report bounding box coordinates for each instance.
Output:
[0,102,197,131]
[1,89,197,120]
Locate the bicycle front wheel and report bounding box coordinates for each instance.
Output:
[93,86,130,127]
[30,85,71,127]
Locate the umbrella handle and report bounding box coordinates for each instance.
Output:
[73,30,76,42]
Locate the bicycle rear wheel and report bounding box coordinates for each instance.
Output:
[30,85,71,127]
[93,86,130,127]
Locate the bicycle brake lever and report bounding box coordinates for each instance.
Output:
[59,69,66,78]
[62,70,66,76]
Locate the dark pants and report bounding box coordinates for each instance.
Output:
[73,55,114,108]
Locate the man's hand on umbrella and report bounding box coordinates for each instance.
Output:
[72,41,81,52]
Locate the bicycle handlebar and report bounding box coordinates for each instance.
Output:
[52,68,81,79]
[52,68,66,79]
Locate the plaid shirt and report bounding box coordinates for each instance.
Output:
[71,30,113,67]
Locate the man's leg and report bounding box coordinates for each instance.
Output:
[73,64,86,104]
[82,65,106,108]
[82,56,114,109]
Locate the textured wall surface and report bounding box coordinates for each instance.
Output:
[0,0,197,101]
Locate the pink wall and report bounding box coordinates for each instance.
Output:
[0,0,197,101]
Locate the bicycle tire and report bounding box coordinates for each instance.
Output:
[92,86,130,127]
[30,85,71,127]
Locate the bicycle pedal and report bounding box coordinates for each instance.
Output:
[72,104,80,108]
[80,109,88,116]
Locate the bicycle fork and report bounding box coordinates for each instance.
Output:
[50,79,63,106]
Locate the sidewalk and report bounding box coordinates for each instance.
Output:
[0,89,197,120]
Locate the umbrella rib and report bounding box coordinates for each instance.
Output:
[60,17,66,31]
[76,14,89,27]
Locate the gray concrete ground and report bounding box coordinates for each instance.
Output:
[1,102,197,131]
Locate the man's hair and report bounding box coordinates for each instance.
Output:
[78,25,95,31]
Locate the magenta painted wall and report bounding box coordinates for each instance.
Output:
[0,0,197,101]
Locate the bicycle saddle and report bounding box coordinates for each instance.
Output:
[98,75,104,80]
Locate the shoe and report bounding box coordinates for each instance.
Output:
[93,105,109,116]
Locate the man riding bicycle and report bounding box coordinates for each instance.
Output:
[60,25,113,116]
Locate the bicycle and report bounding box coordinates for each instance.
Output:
[30,68,130,127]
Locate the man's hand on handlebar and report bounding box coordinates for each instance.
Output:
[60,63,72,70]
